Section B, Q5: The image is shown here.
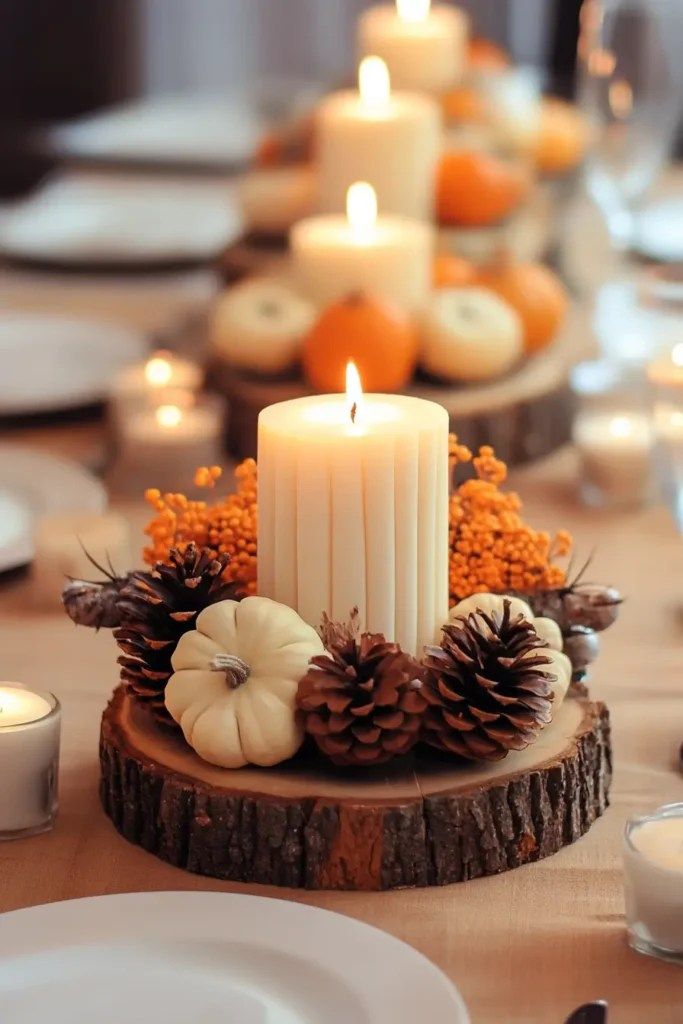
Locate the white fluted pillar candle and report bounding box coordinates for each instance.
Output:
[257,366,449,655]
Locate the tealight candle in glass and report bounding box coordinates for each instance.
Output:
[571,360,654,509]
[648,343,683,532]
[110,350,203,418]
[624,803,683,963]
[0,686,61,840]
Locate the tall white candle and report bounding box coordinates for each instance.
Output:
[358,1,468,94]
[257,364,449,655]
[291,182,433,311]
[0,686,61,838]
[316,56,441,220]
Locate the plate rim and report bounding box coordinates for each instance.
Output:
[0,890,469,1023]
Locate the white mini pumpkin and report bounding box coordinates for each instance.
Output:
[165,596,325,769]
[419,286,523,383]
[449,592,572,703]
[237,166,317,236]
[210,278,316,374]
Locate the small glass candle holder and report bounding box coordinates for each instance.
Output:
[0,687,61,840]
[648,343,683,532]
[110,349,203,418]
[570,359,654,509]
[107,392,226,498]
[623,803,683,964]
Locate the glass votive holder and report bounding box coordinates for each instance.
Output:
[623,803,683,964]
[648,344,683,532]
[570,359,655,510]
[107,392,226,499]
[109,349,203,419]
[0,686,61,840]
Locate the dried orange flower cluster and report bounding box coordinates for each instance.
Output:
[143,461,258,595]
[448,435,571,602]
[142,440,570,605]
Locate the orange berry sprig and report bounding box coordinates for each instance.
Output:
[143,461,258,595]
[448,435,571,603]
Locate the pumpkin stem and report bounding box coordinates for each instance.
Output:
[210,653,251,689]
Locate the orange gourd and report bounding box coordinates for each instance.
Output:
[441,86,487,125]
[476,257,568,354]
[302,294,418,393]
[433,253,478,289]
[467,37,510,73]
[436,150,530,227]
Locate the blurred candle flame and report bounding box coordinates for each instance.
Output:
[346,182,377,241]
[346,361,363,425]
[609,79,633,120]
[672,344,683,368]
[587,48,617,78]
[358,55,391,105]
[156,404,183,429]
[145,353,173,387]
[397,0,430,22]
[608,415,634,439]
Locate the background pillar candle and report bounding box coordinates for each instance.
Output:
[316,56,441,220]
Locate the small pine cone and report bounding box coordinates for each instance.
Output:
[422,599,556,762]
[297,611,426,767]
[115,544,239,724]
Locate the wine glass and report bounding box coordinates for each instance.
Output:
[579,0,683,254]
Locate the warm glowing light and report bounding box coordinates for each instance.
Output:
[609,79,633,120]
[608,415,634,439]
[671,344,683,368]
[587,48,616,78]
[155,404,183,429]
[144,353,174,387]
[397,0,430,22]
[346,182,377,241]
[346,361,363,425]
[358,56,391,105]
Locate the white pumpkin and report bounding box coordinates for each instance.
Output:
[237,166,317,236]
[210,278,316,374]
[449,592,571,703]
[165,596,325,769]
[419,286,523,383]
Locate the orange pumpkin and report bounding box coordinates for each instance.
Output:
[441,86,487,125]
[436,150,530,227]
[302,294,418,393]
[433,253,478,289]
[476,258,568,354]
[467,37,510,73]
[532,98,589,177]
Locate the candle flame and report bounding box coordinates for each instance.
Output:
[609,78,633,120]
[397,0,430,22]
[358,55,391,105]
[608,415,633,439]
[156,404,183,429]
[672,343,683,368]
[145,353,173,387]
[346,361,363,424]
[346,182,377,241]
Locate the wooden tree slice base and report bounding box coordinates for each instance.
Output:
[100,688,611,891]
[208,327,575,465]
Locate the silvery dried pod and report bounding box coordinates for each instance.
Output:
[563,584,622,632]
[563,627,601,679]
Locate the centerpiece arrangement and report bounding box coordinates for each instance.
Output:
[64,371,619,890]
[208,1,585,463]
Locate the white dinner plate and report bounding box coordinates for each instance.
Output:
[0,891,468,1024]
[632,198,683,263]
[0,174,242,268]
[0,311,148,415]
[0,446,107,573]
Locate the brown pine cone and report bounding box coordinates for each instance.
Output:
[422,599,555,762]
[297,611,426,767]
[115,544,240,725]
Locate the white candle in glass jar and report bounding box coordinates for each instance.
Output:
[109,396,224,497]
[291,182,433,311]
[111,350,203,413]
[572,410,654,507]
[0,685,61,838]
[257,363,449,654]
[358,1,468,94]
[647,342,683,391]
[316,56,441,220]
[624,804,683,961]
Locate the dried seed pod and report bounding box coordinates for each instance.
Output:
[563,585,622,632]
[62,577,128,630]
[563,627,600,678]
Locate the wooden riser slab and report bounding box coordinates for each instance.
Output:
[100,688,611,891]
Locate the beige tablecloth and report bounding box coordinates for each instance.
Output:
[0,434,682,1022]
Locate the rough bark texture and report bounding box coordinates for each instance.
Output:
[100,688,611,891]
[208,361,573,467]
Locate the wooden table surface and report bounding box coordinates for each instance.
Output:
[1,416,682,1022]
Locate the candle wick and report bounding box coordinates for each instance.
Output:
[351,401,357,424]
